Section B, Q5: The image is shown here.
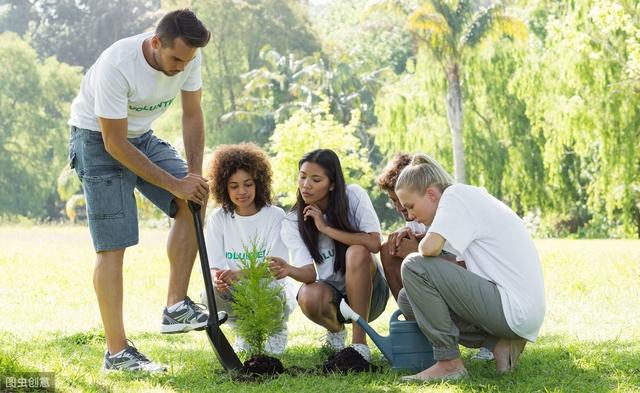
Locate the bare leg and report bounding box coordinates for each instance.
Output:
[94,248,127,355]
[297,283,342,332]
[344,245,376,345]
[493,338,527,373]
[166,199,201,307]
[380,241,403,300]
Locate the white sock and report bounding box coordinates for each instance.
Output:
[167,299,185,313]
[350,343,371,362]
[108,348,127,358]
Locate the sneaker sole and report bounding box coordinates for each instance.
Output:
[160,320,208,334]
[102,366,167,374]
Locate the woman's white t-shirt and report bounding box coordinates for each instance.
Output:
[69,31,202,137]
[204,205,297,308]
[281,184,382,292]
[428,184,546,342]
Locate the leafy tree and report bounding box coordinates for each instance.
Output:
[269,101,373,206]
[191,0,321,146]
[367,0,527,183]
[222,49,393,149]
[462,40,545,215]
[373,52,453,170]
[512,0,640,237]
[0,0,37,35]
[310,0,414,74]
[1,0,160,69]
[0,32,82,218]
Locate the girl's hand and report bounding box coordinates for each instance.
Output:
[268,256,291,280]
[213,269,239,294]
[212,269,230,293]
[303,204,328,233]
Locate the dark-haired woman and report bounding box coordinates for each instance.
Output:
[270,149,389,366]
[202,143,296,355]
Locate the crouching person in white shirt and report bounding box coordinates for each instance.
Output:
[201,143,296,355]
[394,153,545,382]
[271,149,389,368]
[376,153,494,361]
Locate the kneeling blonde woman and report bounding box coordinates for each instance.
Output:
[394,154,545,382]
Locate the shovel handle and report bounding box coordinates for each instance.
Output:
[188,201,221,328]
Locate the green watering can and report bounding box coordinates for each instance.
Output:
[339,299,436,372]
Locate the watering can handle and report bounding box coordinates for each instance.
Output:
[339,299,360,321]
[390,309,404,322]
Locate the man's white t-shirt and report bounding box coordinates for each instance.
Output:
[69,31,202,137]
[428,184,545,342]
[281,184,382,292]
[204,205,297,309]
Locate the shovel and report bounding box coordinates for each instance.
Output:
[188,201,243,372]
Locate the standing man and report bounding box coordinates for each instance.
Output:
[68,9,211,372]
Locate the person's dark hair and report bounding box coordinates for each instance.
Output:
[156,9,210,48]
[376,153,412,193]
[293,149,357,275]
[207,143,273,216]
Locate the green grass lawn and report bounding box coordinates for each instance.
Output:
[1,225,639,392]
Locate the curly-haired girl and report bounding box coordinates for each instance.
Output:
[202,142,295,355]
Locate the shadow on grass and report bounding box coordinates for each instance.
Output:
[2,331,639,392]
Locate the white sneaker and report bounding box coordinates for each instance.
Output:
[472,346,495,360]
[323,327,347,351]
[350,343,371,362]
[234,336,251,353]
[265,328,289,356]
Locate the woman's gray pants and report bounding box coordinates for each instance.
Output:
[398,253,520,360]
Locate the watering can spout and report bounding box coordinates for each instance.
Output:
[339,299,395,363]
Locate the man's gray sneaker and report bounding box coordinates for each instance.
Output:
[160,296,208,334]
[103,345,167,373]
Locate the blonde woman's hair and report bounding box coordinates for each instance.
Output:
[395,153,454,194]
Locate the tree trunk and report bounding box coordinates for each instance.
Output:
[446,62,466,183]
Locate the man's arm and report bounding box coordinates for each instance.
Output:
[98,117,208,205]
[181,89,204,175]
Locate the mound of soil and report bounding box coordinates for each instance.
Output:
[231,349,379,381]
[242,354,284,376]
[321,347,378,374]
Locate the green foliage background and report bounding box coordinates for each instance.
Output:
[1,0,639,237]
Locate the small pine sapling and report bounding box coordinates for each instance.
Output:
[231,237,285,357]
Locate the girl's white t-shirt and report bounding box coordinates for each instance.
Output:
[428,184,546,342]
[405,220,427,234]
[69,31,202,137]
[281,184,382,292]
[204,205,297,308]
